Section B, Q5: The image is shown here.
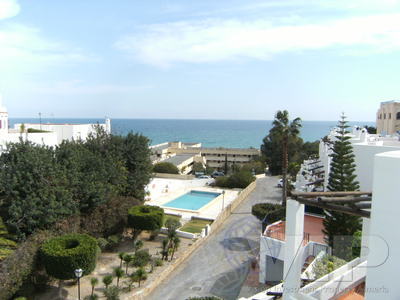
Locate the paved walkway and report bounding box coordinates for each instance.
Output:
[148,176,281,300]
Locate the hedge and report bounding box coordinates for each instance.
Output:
[153,162,179,174]
[40,233,98,280]
[251,203,285,224]
[215,170,255,189]
[127,205,164,232]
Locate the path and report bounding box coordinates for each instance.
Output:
[148,176,281,300]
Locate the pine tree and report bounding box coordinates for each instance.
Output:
[322,114,361,260]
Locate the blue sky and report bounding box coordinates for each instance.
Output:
[1,0,400,121]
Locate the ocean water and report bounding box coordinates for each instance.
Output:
[9,118,374,149]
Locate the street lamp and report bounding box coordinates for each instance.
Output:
[221,190,226,212]
[74,268,83,300]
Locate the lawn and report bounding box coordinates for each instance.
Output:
[180,219,213,234]
[164,214,181,226]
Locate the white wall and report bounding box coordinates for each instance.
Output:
[353,143,400,191]
[365,150,400,299]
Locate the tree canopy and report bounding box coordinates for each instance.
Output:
[0,128,153,238]
[322,114,361,260]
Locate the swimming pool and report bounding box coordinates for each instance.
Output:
[163,190,221,211]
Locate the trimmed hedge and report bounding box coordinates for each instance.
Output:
[251,203,285,224]
[127,205,164,232]
[40,233,98,280]
[153,162,179,174]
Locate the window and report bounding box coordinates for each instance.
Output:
[389,113,392,119]
[380,113,382,119]
[384,113,386,119]
[397,112,400,120]
[0,120,2,129]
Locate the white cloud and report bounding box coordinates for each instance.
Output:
[0,23,95,74]
[0,0,20,20]
[116,13,400,67]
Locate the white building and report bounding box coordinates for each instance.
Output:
[245,118,400,299]
[0,96,111,152]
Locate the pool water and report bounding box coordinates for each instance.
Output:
[163,190,221,211]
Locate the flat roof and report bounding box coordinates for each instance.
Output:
[163,154,195,165]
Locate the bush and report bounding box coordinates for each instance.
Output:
[154,258,163,267]
[313,254,346,279]
[128,205,164,237]
[80,196,141,238]
[153,162,179,174]
[215,170,256,189]
[0,230,54,300]
[251,203,285,223]
[97,238,109,251]
[132,250,151,267]
[106,235,121,250]
[103,286,120,300]
[40,233,98,280]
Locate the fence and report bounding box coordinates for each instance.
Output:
[153,173,195,180]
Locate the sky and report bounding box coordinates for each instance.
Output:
[1,0,400,121]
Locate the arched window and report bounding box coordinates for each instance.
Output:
[396,112,400,120]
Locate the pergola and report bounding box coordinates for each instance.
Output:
[291,191,372,218]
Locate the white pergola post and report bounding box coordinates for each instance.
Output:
[360,217,370,259]
[283,199,305,299]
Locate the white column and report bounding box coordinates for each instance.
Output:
[365,151,400,299]
[360,217,370,259]
[283,199,305,299]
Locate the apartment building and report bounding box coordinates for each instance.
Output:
[376,100,400,135]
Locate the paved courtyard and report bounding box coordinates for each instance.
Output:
[148,176,281,300]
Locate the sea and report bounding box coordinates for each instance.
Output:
[9,118,375,149]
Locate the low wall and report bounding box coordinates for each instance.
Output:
[153,173,195,180]
[129,180,257,299]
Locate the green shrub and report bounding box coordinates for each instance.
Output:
[153,162,179,174]
[251,203,285,223]
[215,170,256,189]
[0,230,54,300]
[97,238,109,251]
[103,286,120,300]
[40,233,98,280]
[132,250,151,267]
[80,196,141,238]
[312,254,346,279]
[128,206,164,239]
[154,258,163,267]
[106,235,121,250]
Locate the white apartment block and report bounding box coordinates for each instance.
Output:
[0,97,110,152]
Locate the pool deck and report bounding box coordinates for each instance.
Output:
[145,178,239,220]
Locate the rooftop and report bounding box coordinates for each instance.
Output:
[163,153,195,165]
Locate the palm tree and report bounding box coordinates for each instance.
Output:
[102,275,113,289]
[113,267,124,288]
[170,236,180,261]
[161,238,169,261]
[90,277,99,296]
[272,110,302,205]
[134,268,147,287]
[118,252,126,268]
[123,254,133,274]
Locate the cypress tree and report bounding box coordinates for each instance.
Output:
[322,114,361,260]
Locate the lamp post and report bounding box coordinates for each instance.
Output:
[74,268,83,300]
[222,190,226,212]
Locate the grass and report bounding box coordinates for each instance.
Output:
[180,219,213,234]
[163,214,181,226]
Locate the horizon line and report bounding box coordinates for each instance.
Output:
[8,117,376,123]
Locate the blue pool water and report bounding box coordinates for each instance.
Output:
[163,191,221,211]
